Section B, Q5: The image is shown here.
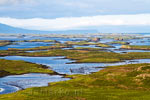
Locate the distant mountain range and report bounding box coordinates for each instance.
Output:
[0,23,98,34]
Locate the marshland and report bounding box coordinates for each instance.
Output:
[0,33,150,100]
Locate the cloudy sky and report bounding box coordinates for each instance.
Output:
[0,0,150,33]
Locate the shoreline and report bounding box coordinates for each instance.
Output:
[0,73,70,95]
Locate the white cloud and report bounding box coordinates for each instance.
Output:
[0,14,150,30]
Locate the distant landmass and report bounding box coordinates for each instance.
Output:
[0,23,98,34]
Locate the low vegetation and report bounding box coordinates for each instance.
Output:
[0,50,25,56]
[1,63,150,100]
[102,34,140,40]
[0,40,13,47]
[65,41,96,46]
[0,59,55,77]
[109,41,130,45]
[96,43,113,48]
[122,45,150,50]
[19,39,58,43]
[6,49,150,63]
[65,41,113,48]
[7,43,71,51]
[73,47,104,51]
[1,49,150,63]
[0,42,12,47]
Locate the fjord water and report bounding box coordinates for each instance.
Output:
[1,35,150,95]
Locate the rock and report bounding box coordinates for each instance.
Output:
[90,37,100,42]
[115,38,124,41]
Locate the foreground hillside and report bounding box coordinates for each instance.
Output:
[1,63,150,100]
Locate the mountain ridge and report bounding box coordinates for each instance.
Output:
[0,23,98,34]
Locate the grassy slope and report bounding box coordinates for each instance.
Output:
[1,63,150,100]
[0,59,55,77]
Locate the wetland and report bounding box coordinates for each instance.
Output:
[1,33,150,100]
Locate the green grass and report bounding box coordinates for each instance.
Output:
[0,50,25,56]
[0,42,12,47]
[1,48,150,63]
[1,63,150,100]
[2,49,150,63]
[122,45,150,50]
[96,43,113,48]
[109,41,129,45]
[65,41,113,48]
[8,43,71,51]
[65,41,96,46]
[19,39,58,43]
[0,59,55,77]
[103,35,140,40]
[16,49,150,63]
[73,47,104,51]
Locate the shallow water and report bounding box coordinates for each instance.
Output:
[0,36,87,50]
[0,42,54,50]
[0,73,70,94]
[0,56,150,94]
[107,38,150,53]
[0,56,103,75]
[0,56,150,75]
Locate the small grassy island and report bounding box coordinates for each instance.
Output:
[65,41,96,46]
[19,39,59,43]
[65,41,113,48]
[122,45,150,50]
[96,43,113,48]
[8,43,71,51]
[1,63,150,100]
[0,59,56,77]
[73,47,104,51]
[1,49,150,63]
[15,49,150,63]
[0,40,12,47]
[109,41,130,45]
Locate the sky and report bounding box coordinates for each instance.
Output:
[0,0,150,33]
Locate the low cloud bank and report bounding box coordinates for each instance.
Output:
[0,14,150,31]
